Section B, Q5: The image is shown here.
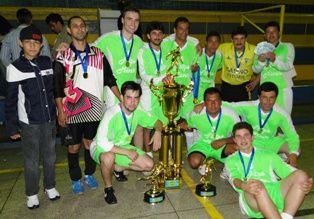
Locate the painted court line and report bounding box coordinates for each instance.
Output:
[181,169,223,219]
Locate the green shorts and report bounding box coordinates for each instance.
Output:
[240,181,284,218]
[187,140,225,163]
[253,136,286,153]
[92,144,145,167]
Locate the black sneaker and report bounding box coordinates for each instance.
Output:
[104,187,117,204]
[113,170,128,182]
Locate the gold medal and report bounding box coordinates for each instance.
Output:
[157,70,160,75]
[126,61,130,67]
[258,129,263,134]
[127,135,132,142]
[193,98,198,104]
[235,68,240,74]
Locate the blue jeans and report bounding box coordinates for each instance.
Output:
[20,121,57,196]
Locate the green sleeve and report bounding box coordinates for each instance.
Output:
[137,108,158,129]
[279,113,300,153]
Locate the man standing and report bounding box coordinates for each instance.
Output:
[225,82,300,167]
[45,13,72,59]
[0,8,51,67]
[225,122,312,219]
[54,16,120,195]
[90,81,163,204]
[219,26,258,102]
[194,31,223,103]
[253,21,296,114]
[138,21,169,153]
[94,6,143,109]
[162,16,199,119]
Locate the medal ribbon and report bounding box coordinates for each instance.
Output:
[149,44,162,74]
[120,31,134,65]
[205,109,222,136]
[120,105,133,136]
[234,47,245,70]
[238,148,255,180]
[192,66,200,101]
[205,52,216,77]
[258,104,273,131]
[74,45,89,78]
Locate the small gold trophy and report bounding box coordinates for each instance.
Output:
[195,159,217,197]
[149,46,193,191]
[138,163,165,204]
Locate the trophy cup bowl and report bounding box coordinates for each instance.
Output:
[195,159,217,197]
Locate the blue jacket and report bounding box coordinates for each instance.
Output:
[5,55,56,136]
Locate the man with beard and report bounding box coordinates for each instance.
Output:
[138,21,168,155]
[90,81,163,204]
[219,26,259,102]
[54,16,121,195]
[253,21,296,115]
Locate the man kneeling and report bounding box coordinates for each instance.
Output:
[226,122,312,219]
[90,81,163,204]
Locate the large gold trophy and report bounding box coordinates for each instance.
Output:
[140,46,193,204]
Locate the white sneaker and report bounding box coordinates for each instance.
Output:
[198,164,206,175]
[26,194,39,209]
[45,188,60,200]
[220,166,229,180]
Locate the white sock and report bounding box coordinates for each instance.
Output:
[280,212,293,219]
[146,151,153,158]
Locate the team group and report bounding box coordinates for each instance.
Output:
[1,6,312,219]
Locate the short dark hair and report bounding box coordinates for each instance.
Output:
[232,122,253,136]
[16,8,32,25]
[146,21,164,35]
[121,6,140,18]
[206,31,221,41]
[203,87,222,102]
[174,16,189,29]
[231,26,247,38]
[45,13,64,25]
[67,16,86,28]
[264,21,280,31]
[121,81,142,96]
[258,82,279,97]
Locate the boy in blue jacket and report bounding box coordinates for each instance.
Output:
[5,25,60,209]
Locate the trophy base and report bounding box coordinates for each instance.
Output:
[164,179,180,189]
[195,183,216,197]
[144,189,165,204]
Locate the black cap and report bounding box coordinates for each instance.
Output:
[20,25,43,43]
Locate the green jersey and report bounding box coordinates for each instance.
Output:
[224,100,299,154]
[187,106,240,145]
[226,148,294,191]
[94,31,143,107]
[225,148,295,218]
[195,49,223,102]
[162,36,198,119]
[91,104,157,153]
[138,42,168,124]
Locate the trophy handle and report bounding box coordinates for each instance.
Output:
[181,81,194,103]
[149,79,163,103]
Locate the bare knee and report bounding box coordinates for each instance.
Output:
[188,155,203,169]
[293,170,309,184]
[100,152,115,167]
[144,159,154,171]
